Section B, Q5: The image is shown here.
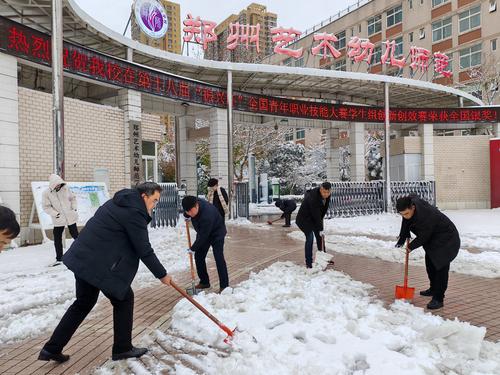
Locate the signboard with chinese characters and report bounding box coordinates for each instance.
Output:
[0,16,498,124]
[134,0,169,39]
[130,120,143,186]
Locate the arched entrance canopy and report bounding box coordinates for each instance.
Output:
[1,0,498,125]
[0,14,498,124]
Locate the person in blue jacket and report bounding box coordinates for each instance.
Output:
[182,196,229,293]
[38,182,171,363]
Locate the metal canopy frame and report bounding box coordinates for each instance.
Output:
[0,0,485,109]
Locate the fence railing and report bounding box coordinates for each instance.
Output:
[150,183,179,228]
[328,180,436,218]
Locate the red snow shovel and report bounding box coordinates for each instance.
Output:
[169,280,235,343]
[395,239,415,300]
[185,220,197,296]
[267,216,282,225]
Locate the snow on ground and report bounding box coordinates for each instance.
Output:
[326,210,500,252]
[0,225,189,345]
[249,203,281,216]
[281,209,500,279]
[226,218,271,230]
[98,256,500,375]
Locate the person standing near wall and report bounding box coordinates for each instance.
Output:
[42,174,79,266]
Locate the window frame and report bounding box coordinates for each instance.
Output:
[386,5,403,28]
[432,17,452,42]
[459,43,482,70]
[367,15,382,36]
[459,5,481,34]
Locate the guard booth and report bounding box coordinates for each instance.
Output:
[491,139,500,209]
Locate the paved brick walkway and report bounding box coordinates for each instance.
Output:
[0,224,498,374]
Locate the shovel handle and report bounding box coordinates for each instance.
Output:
[404,239,410,288]
[185,221,192,248]
[185,221,196,282]
[169,280,234,338]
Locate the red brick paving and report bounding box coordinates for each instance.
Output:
[0,224,499,374]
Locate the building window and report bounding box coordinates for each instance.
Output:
[386,5,403,28]
[336,31,346,49]
[285,130,293,141]
[459,43,481,69]
[372,45,382,64]
[408,0,413,9]
[358,24,362,32]
[492,39,497,51]
[432,0,449,7]
[294,57,304,67]
[142,141,158,182]
[409,31,414,43]
[296,128,305,139]
[367,15,382,36]
[394,36,403,56]
[459,5,481,33]
[490,0,497,12]
[432,17,452,42]
[333,59,346,71]
[419,28,425,39]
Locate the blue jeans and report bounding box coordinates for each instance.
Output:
[304,231,323,266]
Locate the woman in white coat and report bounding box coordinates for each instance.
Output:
[42,174,79,264]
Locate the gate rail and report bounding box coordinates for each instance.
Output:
[151,183,179,227]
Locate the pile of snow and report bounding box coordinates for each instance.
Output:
[249,203,281,216]
[99,261,500,374]
[0,226,189,344]
[326,210,500,252]
[226,218,271,230]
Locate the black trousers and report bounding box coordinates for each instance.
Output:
[425,254,450,302]
[283,212,291,226]
[195,238,229,289]
[43,277,134,355]
[53,224,79,261]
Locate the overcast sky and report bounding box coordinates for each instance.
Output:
[75,0,354,37]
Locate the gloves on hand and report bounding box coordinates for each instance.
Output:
[394,243,403,248]
[186,248,195,255]
[319,231,325,237]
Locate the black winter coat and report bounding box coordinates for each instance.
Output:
[397,197,460,270]
[276,199,297,214]
[295,187,330,233]
[63,189,167,300]
[190,199,227,252]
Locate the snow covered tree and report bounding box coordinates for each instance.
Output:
[232,122,289,181]
[465,53,500,105]
[365,131,383,180]
[296,143,327,189]
[265,142,305,193]
[339,145,350,181]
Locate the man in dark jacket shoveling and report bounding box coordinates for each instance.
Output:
[38,182,171,363]
[395,196,460,310]
[295,182,332,268]
[182,196,229,293]
[274,198,297,227]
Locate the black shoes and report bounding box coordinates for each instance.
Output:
[282,224,291,227]
[306,264,312,269]
[38,349,70,363]
[112,347,148,361]
[427,299,444,310]
[419,288,433,297]
[195,283,210,289]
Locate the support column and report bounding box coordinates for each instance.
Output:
[0,53,20,219]
[418,123,435,180]
[118,89,142,187]
[208,108,229,189]
[325,127,340,181]
[350,122,365,182]
[494,123,500,138]
[178,116,197,196]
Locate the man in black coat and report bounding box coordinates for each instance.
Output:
[207,178,229,220]
[295,182,332,268]
[395,196,460,310]
[38,182,171,363]
[182,196,229,293]
[274,198,297,227]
